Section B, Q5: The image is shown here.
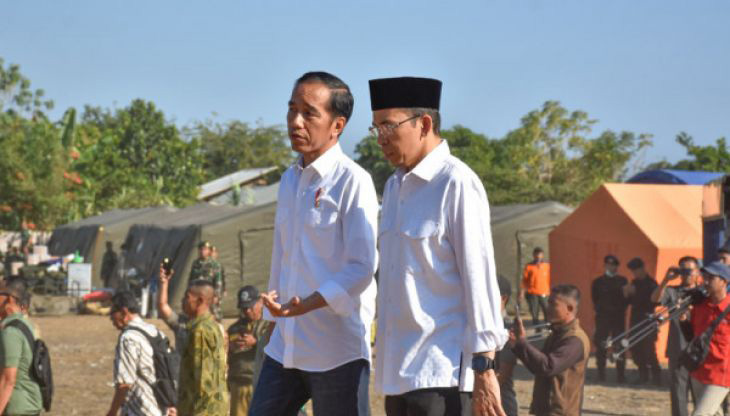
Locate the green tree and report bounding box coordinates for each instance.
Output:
[0,58,53,119]
[667,132,730,171]
[190,120,293,180]
[71,100,205,213]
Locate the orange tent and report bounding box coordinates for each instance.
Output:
[549,183,703,362]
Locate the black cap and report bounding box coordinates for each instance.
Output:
[369,77,442,111]
[604,255,619,265]
[198,241,211,249]
[627,257,645,270]
[237,285,260,309]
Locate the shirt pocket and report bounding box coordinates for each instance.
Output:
[400,218,441,239]
[304,196,340,258]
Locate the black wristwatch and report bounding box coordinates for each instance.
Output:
[472,355,497,374]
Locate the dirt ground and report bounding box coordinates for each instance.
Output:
[40,315,673,416]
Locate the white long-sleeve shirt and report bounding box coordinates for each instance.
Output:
[375,141,508,395]
[264,143,379,371]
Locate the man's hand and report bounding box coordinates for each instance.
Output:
[159,265,174,285]
[473,369,507,416]
[622,283,636,298]
[241,334,256,347]
[261,290,312,317]
[664,268,681,284]
[507,314,526,348]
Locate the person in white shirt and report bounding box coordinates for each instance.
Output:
[369,77,508,416]
[249,71,379,416]
[106,291,166,416]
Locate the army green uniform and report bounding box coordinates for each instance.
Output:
[227,318,272,416]
[189,257,224,319]
[178,311,229,416]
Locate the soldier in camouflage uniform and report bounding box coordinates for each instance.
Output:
[178,279,229,416]
[189,241,225,319]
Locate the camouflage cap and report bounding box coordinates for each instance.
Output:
[198,241,212,249]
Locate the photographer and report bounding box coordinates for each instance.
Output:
[651,256,700,416]
[689,261,730,416]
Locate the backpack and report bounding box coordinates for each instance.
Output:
[124,326,180,408]
[4,320,53,412]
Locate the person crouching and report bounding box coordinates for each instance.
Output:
[508,284,590,416]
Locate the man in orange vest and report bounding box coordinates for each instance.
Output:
[520,247,551,329]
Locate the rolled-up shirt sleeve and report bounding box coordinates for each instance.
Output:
[317,173,379,317]
[451,174,508,354]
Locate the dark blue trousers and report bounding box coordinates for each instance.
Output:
[249,355,370,416]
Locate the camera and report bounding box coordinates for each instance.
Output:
[669,267,692,277]
[162,257,173,274]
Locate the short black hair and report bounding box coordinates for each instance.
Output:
[533,247,544,255]
[189,279,215,290]
[295,71,354,122]
[552,284,581,305]
[406,107,441,135]
[679,256,699,267]
[3,277,28,302]
[111,291,140,314]
[627,257,645,270]
[604,254,619,265]
[497,275,512,299]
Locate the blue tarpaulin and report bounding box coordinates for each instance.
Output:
[626,169,725,185]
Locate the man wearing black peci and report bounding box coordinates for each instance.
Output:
[591,254,629,383]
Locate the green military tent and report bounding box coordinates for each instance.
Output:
[490,201,573,297]
[121,202,276,317]
[48,206,177,288]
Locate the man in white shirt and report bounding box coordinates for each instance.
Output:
[369,77,508,416]
[249,72,379,416]
[106,291,166,416]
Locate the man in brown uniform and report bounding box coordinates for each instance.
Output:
[509,284,590,416]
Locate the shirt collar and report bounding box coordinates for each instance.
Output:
[296,142,343,177]
[189,311,214,327]
[127,315,144,327]
[2,312,23,323]
[406,140,449,182]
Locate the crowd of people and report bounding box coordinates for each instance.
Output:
[0,71,729,416]
[520,245,730,416]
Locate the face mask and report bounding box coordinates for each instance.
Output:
[605,268,616,277]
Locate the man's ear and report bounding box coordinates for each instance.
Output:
[332,116,346,138]
[421,114,433,137]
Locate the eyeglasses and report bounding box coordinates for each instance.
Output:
[369,114,421,139]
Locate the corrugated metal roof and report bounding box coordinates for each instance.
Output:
[198,167,277,201]
[210,182,280,206]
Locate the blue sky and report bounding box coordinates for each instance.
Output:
[2,1,729,167]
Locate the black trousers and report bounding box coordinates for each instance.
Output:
[525,294,548,326]
[385,388,469,416]
[594,315,626,377]
[630,334,660,379]
[668,358,695,416]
